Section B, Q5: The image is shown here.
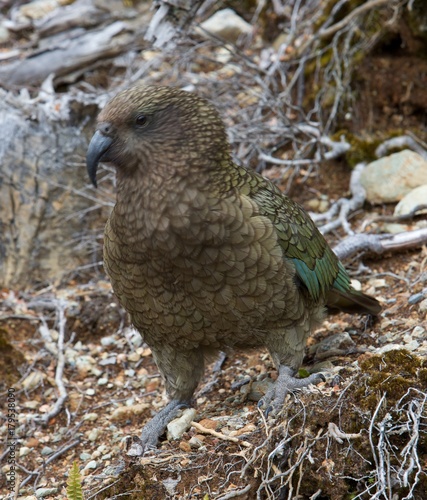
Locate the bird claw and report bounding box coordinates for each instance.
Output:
[125,399,191,456]
[258,366,326,417]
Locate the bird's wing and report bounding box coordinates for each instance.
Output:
[238,167,351,303]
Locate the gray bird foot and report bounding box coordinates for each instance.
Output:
[126,399,190,456]
[258,365,325,416]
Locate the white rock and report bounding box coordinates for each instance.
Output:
[404,340,420,351]
[376,344,404,354]
[22,371,45,390]
[35,488,58,498]
[83,412,99,421]
[394,184,427,216]
[360,150,427,204]
[19,446,32,457]
[199,9,252,43]
[419,298,427,313]
[88,429,99,441]
[100,335,116,346]
[84,460,98,470]
[167,408,197,440]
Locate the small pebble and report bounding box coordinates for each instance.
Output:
[101,336,116,346]
[19,446,31,457]
[179,441,192,452]
[419,298,427,313]
[127,352,140,362]
[35,488,58,498]
[99,356,117,366]
[83,413,99,421]
[97,377,108,385]
[86,388,95,396]
[88,429,99,441]
[84,460,98,470]
[404,340,420,351]
[412,326,426,337]
[408,293,425,305]
[188,436,204,448]
[80,452,92,461]
[41,446,53,456]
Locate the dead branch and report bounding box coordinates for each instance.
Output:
[319,0,392,40]
[0,21,140,88]
[216,484,252,500]
[370,205,427,223]
[145,0,206,48]
[311,162,367,235]
[191,421,252,448]
[37,299,69,426]
[375,135,427,160]
[333,228,427,261]
[327,422,362,443]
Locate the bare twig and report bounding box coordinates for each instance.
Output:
[375,135,427,160]
[38,299,68,425]
[333,228,427,261]
[312,162,367,235]
[319,0,392,39]
[217,483,252,499]
[191,421,252,448]
[328,422,362,444]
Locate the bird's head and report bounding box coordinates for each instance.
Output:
[86,84,230,187]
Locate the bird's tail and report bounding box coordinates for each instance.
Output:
[326,288,382,316]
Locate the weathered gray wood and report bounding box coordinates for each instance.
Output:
[0,89,107,288]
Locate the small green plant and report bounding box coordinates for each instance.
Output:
[67,461,84,500]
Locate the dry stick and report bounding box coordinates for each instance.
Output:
[333,227,427,261]
[327,422,362,444]
[319,0,392,39]
[370,204,427,223]
[40,299,68,425]
[191,421,252,448]
[375,135,427,160]
[216,484,252,500]
[314,162,367,235]
[86,479,123,500]
[396,389,426,497]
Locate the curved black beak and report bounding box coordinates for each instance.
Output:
[86,131,113,188]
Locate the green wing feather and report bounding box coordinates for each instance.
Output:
[239,167,341,302]
[235,166,380,315]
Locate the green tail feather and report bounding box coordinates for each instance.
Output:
[326,287,381,315]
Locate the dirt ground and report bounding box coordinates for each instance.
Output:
[1,4,427,500]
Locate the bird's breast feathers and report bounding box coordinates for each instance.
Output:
[103,188,307,343]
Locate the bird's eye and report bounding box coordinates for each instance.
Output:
[135,114,148,127]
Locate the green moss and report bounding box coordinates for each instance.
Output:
[329,130,415,167]
[354,350,425,413]
[359,349,422,375]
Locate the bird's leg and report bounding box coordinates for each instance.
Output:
[127,399,190,456]
[258,321,325,415]
[258,365,324,415]
[127,347,205,456]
